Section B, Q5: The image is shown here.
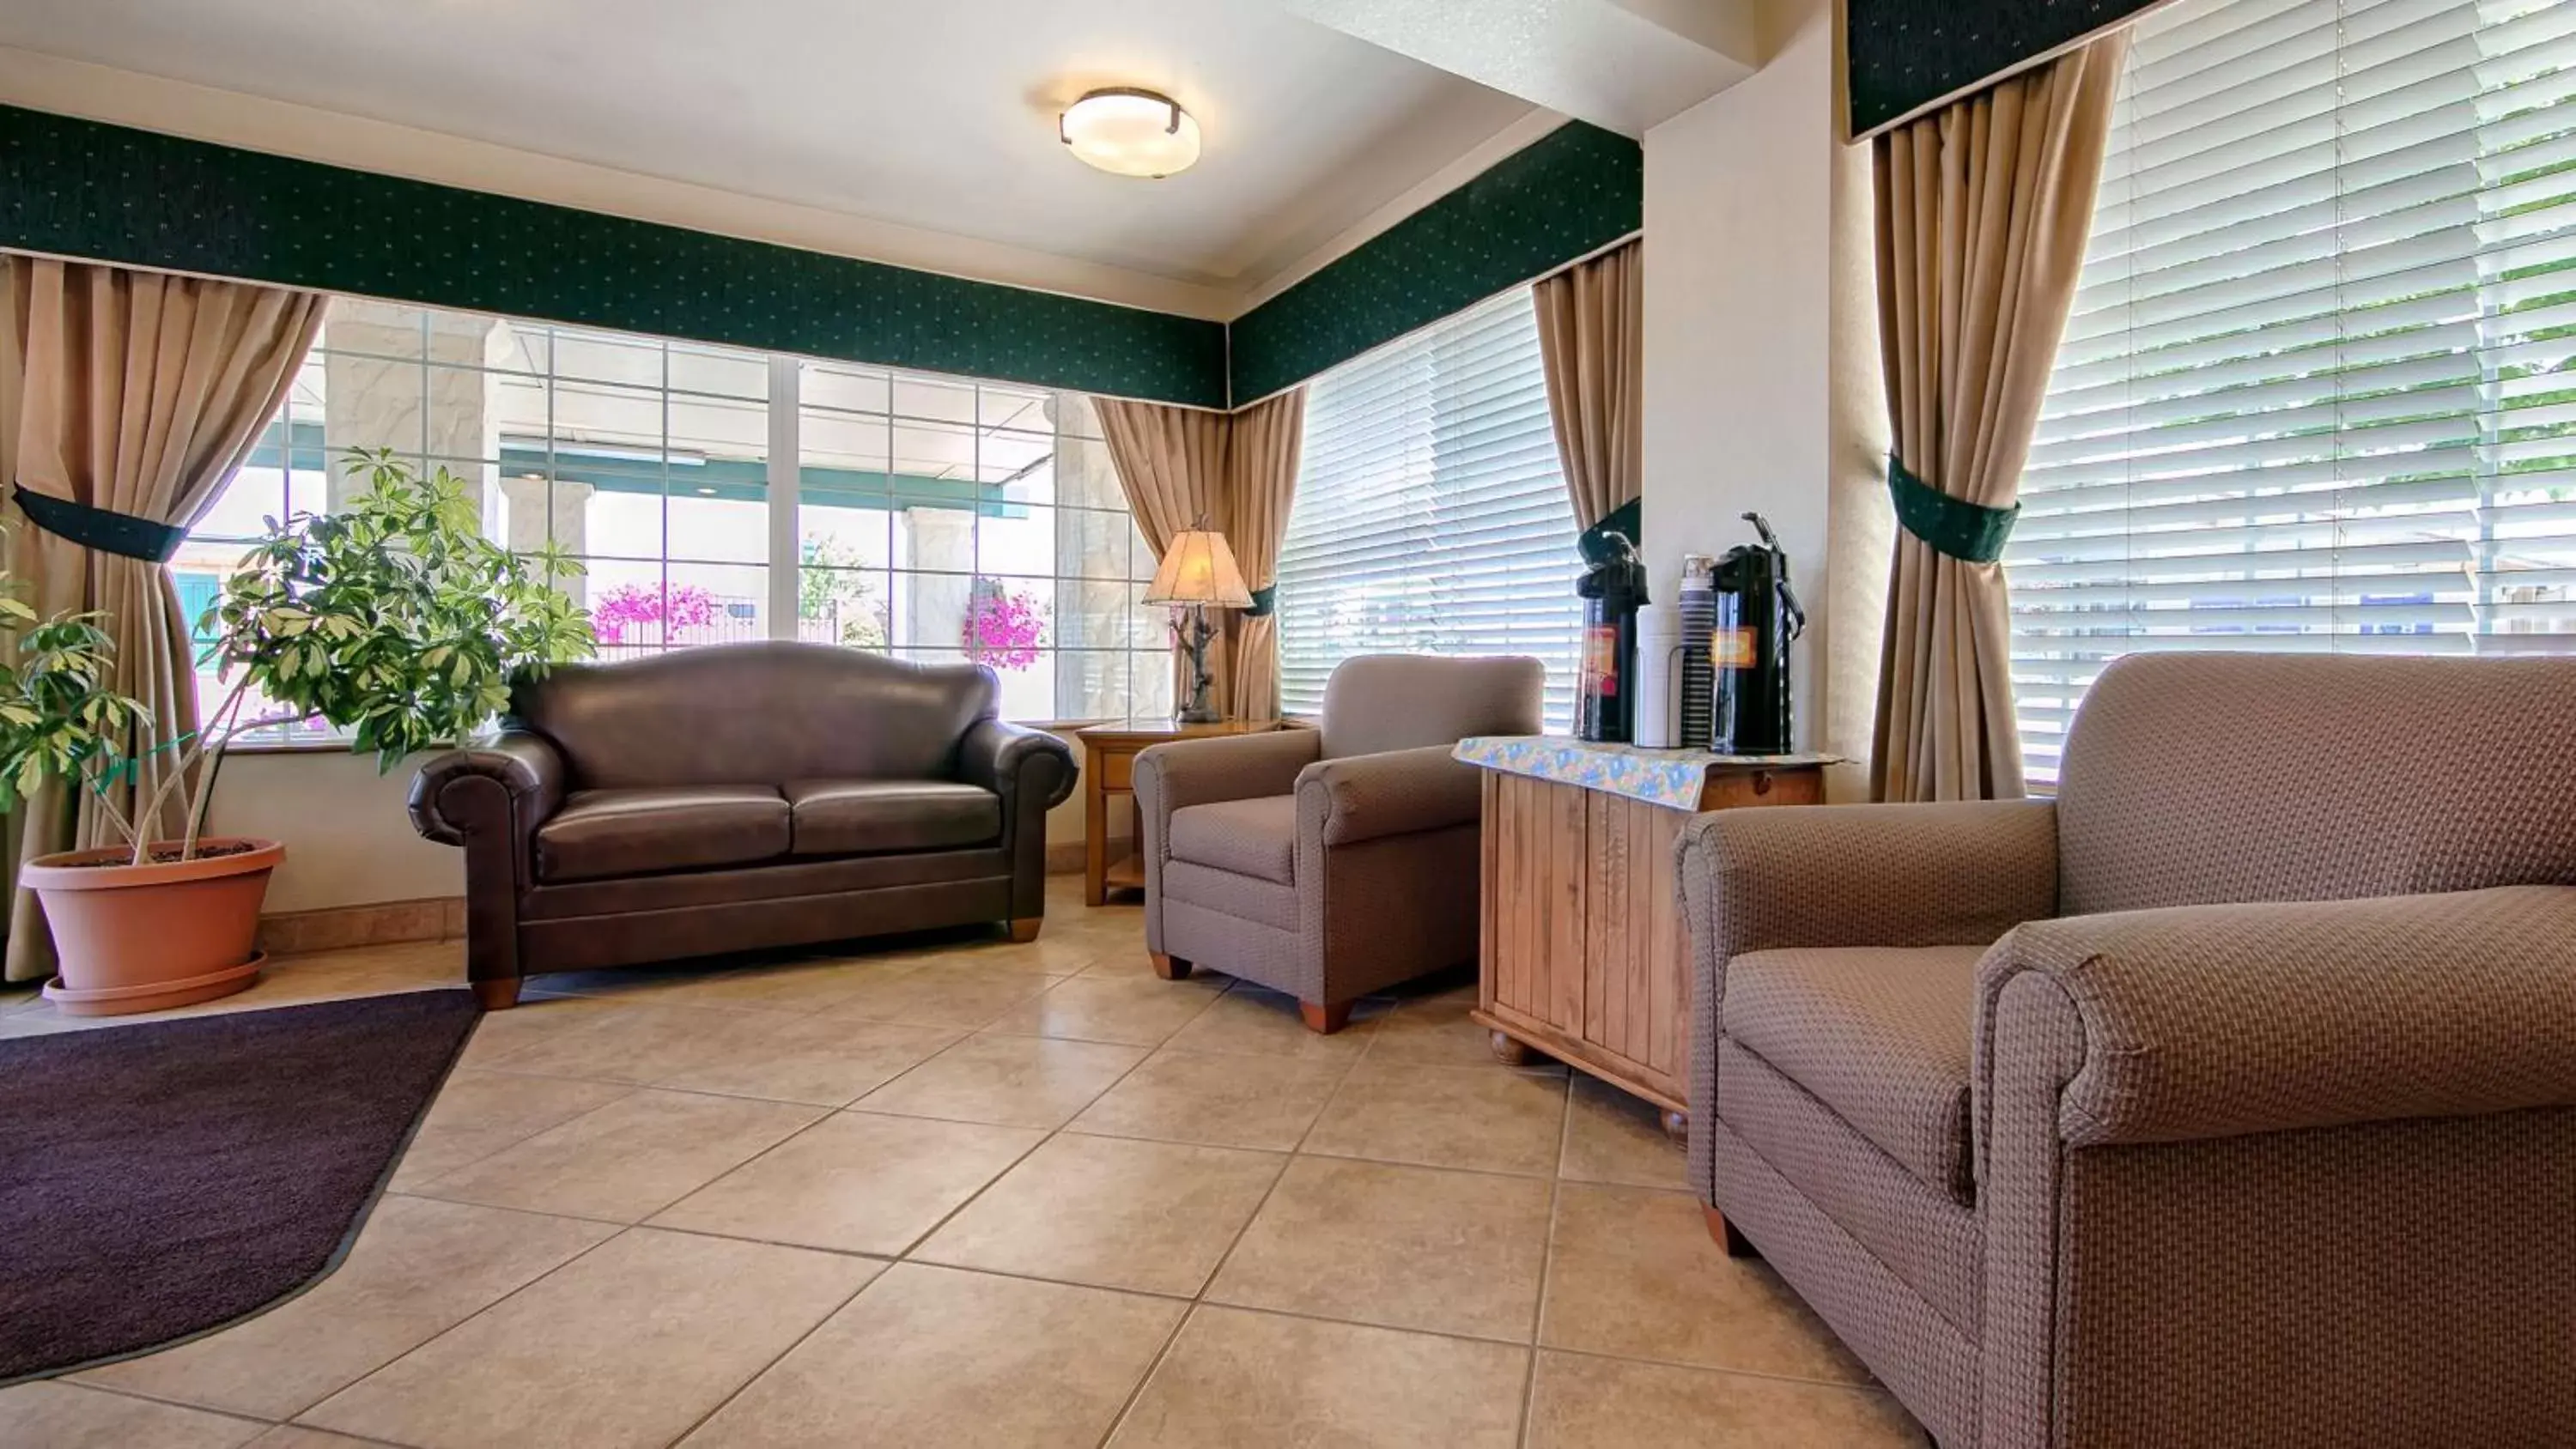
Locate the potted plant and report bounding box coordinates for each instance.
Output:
[7,448,592,1015]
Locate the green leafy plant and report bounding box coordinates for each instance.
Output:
[0,448,596,867]
[0,581,149,842]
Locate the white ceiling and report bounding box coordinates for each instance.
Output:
[0,0,1544,300]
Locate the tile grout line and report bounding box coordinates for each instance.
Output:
[1519,1073,1583,1448]
[652,1263,882,1449]
[276,1222,643,1439]
[34,1381,277,1433]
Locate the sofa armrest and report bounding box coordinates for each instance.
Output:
[1675,799,2059,966]
[1975,885,2576,1151]
[407,730,565,994]
[959,718,1076,923]
[406,731,566,846]
[1133,729,1323,824]
[1294,744,1481,848]
[958,718,1078,818]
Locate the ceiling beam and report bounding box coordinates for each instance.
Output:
[1276,0,1764,136]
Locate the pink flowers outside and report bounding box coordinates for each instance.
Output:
[963,582,1047,671]
[591,582,720,645]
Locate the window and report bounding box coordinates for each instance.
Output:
[191,298,1165,731]
[2008,0,2576,783]
[1275,287,1583,724]
[797,365,1170,723]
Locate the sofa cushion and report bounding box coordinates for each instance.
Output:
[786,779,1002,858]
[535,785,790,883]
[1724,944,1985,1203]
[1168,796,1298,884]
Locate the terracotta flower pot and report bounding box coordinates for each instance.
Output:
[26,837,283,1016]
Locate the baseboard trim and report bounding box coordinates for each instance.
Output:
[259,896,465,955]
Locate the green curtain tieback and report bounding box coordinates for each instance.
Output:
[1243,585,1277,619]
[1886,455,2017,565]
[13,482,189,563]
[1577,497,1643,566]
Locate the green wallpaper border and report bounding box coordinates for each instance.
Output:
[0,105,1228,408]
[1225,121,1643,406]
[0,106,1643,413]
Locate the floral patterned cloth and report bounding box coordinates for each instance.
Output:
[1453,736,1840,809]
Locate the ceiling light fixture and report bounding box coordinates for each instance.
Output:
[1060,88,1200,179]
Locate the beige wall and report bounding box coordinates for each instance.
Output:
[212,731,1109,916]
[1638,0,1886,797]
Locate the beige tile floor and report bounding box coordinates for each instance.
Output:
[0,877,1927,1449]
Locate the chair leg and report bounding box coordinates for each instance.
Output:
[1151,952,1192,981]
[472,976,521,1011]
[1704,1206,1759,1259]
[1299,999,1352,1034]
[1007,918,1042,943]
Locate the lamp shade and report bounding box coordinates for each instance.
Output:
[1144,530,1254,608]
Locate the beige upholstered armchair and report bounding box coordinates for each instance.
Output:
[1134,653,1544,1032]
[1674,653,2576,1449]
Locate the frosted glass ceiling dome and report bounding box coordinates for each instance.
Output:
[1059,88,1202,179]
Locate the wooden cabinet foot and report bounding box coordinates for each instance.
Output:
[1489,1030,1542,1066]
[1299,999,1352,1034]
[472,977,520,1010]
[1660,1108,1688,1143]
[1151,952,1191,981]
[1704,1207,1759,1259]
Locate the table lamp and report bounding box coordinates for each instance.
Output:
[1145,528,1253,723]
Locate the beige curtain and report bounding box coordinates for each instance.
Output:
[1096,397,1234,714]
[1869,36,2127,803]
[1216,390,1303,719]
[1533,239,1643,531]
[1,257,325,980]
[1095,389,1305,720]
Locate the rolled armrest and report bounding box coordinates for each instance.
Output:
[1294,744,1481,848]
[407,731,566,846]
[1675,799,2059,965]
[1133,729,1322,822]
[958,718,1078,817]
[1975,885,2576,1149]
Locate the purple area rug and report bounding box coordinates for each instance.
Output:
[0,989,479,1385]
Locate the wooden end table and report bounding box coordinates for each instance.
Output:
[1075,718,1285,906]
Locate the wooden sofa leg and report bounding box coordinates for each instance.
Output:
[472,977,521,1010]
[1705,1207,1759,1259]
[1007,918,1042,943]
[1151,952,1191,980]
[1299,999,1352,1034]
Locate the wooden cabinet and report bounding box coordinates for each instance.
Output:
[1469,758,1826,1129]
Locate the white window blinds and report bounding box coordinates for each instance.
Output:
[2009,0,2576,783]
[1275,287,1584,724]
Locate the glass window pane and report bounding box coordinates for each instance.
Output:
[892,374,977,426]
[804,361,890,416]
[553,330,664,389]
[666,343,768,401]
[1055,435,1126,510]
[799,565,892,651]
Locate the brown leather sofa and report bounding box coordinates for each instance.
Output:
[409,642,1076,1008]
[1675,652,2576,1447]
